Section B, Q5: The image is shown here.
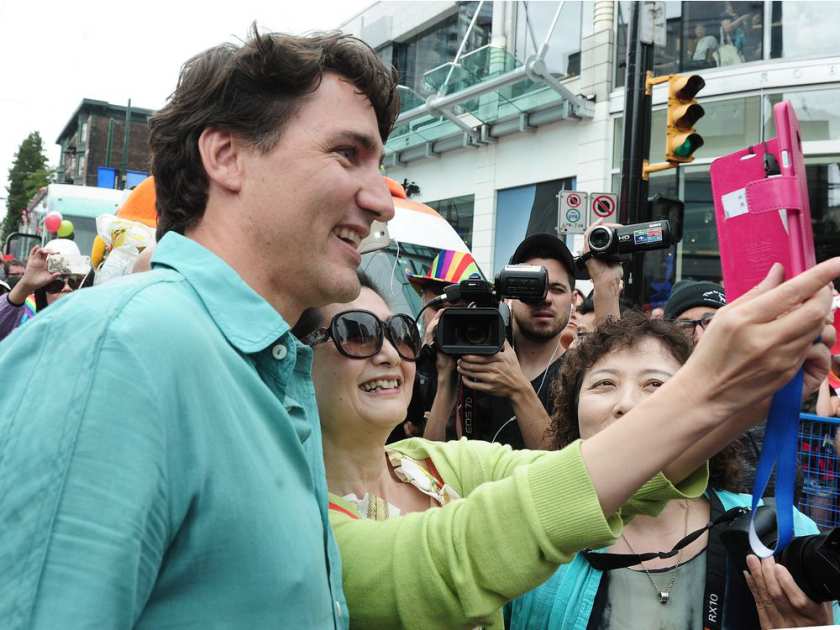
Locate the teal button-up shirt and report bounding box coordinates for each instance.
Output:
[0,233,348,629]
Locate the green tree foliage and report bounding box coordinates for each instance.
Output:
[2,132,50,243]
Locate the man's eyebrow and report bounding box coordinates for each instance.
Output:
[329,130,384,162]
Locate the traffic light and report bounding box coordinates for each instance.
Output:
[666,74,705,163]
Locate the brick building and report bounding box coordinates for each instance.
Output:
[56,99,154,188]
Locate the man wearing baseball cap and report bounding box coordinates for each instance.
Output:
[664,280,727,344]
[423,233,579,449]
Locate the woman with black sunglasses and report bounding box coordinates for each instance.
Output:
[294,261,838,630]
[0,240,89,343]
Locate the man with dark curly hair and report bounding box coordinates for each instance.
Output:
[0,27,398,628]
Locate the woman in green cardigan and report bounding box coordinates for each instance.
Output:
[294,260,838,630]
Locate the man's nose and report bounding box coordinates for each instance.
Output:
[357,172,395,223]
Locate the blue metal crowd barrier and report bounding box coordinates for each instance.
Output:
[798,413,840,530]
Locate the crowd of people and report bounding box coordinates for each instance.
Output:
[0,25,838,630]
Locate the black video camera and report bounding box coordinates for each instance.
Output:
[434,265,548,355]
[587,219,674,259]
[720,504,840,602]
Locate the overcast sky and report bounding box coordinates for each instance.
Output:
[0,0,372,213]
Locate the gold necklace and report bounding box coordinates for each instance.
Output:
[620,499,690,605]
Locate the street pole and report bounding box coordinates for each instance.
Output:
[618,3,656,307]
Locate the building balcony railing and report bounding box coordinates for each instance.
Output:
[386,44,593,162]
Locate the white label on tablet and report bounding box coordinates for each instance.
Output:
[722,188,748,219]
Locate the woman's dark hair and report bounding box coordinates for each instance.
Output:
[150,25,400,239]
[292,271,378,340]
[549,311,743,491]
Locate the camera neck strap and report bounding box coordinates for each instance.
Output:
[748,368,802,557]
[580,506,748,571]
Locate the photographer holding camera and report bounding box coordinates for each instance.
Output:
[0,240,88,342]
[424,232,623,449]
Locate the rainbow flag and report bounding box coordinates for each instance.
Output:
[19,295,37,326]
[409,250,481,286]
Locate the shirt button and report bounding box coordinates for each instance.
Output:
[334,600,342,617]
[271,343,287,360]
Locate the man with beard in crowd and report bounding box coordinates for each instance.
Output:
[426,233,621,449]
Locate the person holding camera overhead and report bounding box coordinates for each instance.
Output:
[296,257,839,629]
[507,312,839,630]
[0,239,88,342]
[424,230,623,449]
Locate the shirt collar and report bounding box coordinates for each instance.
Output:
[151,232,290,354]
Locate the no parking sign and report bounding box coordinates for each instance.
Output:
[558,191,589,234]
[590,193,618,222]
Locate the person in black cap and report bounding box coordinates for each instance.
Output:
[442,232,622,449]
[664,280,727,344]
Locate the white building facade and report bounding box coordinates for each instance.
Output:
[342,1,840,305]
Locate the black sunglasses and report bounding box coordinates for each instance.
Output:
[44,274,85,294]
[673,312,715,331]
[302,309,421,361]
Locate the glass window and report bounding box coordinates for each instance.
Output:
[612,117,624,170]
[612,95,761,165]
[615,1,682,89]
[644,172,681,306]
[67,216,97,263]
[424,194,475,250]
[616,1,764,87]
[376,45,393,68]
[514,1,582,76]
[683,1,764,70]
[680,168,722,282]
[765,88,840,143]
[771,1,840,60]
[361,243,435,318]
[493,177,575,273]
[393,2,492,96]
[690,95,762,161]
[804,157,840,264]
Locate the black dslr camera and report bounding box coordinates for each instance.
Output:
[587,219,674,259]
[435,265,548,355]
[720,504,840,602]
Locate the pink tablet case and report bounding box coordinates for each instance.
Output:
[710,101,815,301]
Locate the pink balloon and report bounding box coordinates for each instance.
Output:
[44,212,62,233]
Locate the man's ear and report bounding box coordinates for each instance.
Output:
[198,128,244,193]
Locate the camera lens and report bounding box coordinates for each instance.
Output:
[588,227,612,252]
[463,323,490,345]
